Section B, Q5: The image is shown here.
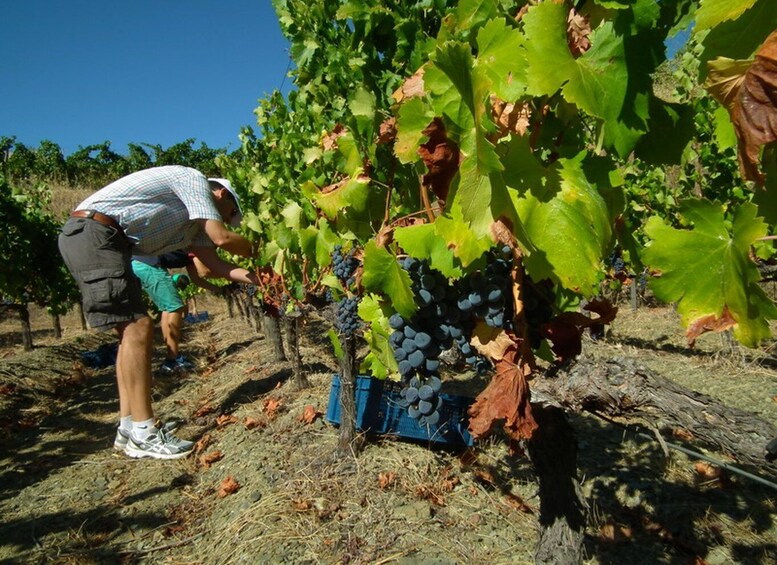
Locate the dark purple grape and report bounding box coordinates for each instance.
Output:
[418,384,434,401]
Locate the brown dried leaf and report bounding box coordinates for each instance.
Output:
[243,416,265,430]
[582,298,618,325]
[467,337,538,441]
[298,404,322,425]
[473,468,497,486]
[705,31,777,184]
[217,475,240,498]
[199,450,223,469]
[193,403,215,418]
[194,433,212,454]
[567,9,591,56]
[694,461,723,480]
[418,118,460,206]
[671,428,695,442]
[378,117,397,145]
[321,124,347,152]
[292,498,313,511]
[392,67,426,104]
[490,97,532,141]
[471,322,514,361]
[686,306,737,347]
[504,493,534,514]
[378,471,397,489]
[599,522,633,543]
[216,414,238,427]
[263,397,283,419]
[540,299,618,362]
[414,484,447,506]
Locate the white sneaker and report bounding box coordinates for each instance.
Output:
[113,421,181,450]
[124,428,194,460]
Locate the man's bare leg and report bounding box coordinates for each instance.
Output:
[116,316,154,421]
[161,309,185,361]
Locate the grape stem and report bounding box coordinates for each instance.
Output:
[419,175,436,223]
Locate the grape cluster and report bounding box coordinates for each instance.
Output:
[522,277,555,348]
[637,270,648,292]
[456,245,512,330]
[335,296,361,336]
[398,375,443,426]
[608,251,626,275]
[332,244,359,287]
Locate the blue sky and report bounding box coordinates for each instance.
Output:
[0,1,291,156]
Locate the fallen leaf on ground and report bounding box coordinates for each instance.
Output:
[378,471,397,489]
[504,493,534,514]
[193,403,215,418]
[216,414,238,427]
[600,522,633,543]
[263,398,283,419]
[292,498,313,511]
[194,434,212,454]
[217,476,240,498]
[298,405,322,425]
[671,428,695,441]
[694,462,723,480]
[199,450,223,469]
[473,468,497,487]
[243,416,265,429]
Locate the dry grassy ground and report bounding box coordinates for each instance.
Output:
[0,297,775,564]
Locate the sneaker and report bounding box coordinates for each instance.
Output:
[124,428,194,460]
[113,420,181,451]
[159,355,195,374]
[174,355,196,371]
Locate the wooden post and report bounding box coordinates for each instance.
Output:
[19,304,33,350]
[52,313,62,339]
[285,315,309,389]
[336,335,362,456]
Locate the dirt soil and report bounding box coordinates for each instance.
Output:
[0,297,776,565]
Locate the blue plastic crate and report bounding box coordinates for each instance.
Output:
[184,311,209,324]
[326,375,474,447]
[326,375,386,432]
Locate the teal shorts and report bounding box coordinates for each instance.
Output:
[131,260,185,313]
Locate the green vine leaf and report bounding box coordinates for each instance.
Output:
[358,294,396,379]
[349,86,376,140]
[393,223,462,279]
[643,200,777,347]
[475,17,527,102]
[434,40,521,236]
[523,2,651,156]
[453,0,499,34]
[395,96,435,164]
[514,155,612,296]
[698,0,777,72]
[433,214,493,268]
[695,0,758,32]
[303,172,371,220]
[361,241,416,318]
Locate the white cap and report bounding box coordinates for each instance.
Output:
[208,178,243,227]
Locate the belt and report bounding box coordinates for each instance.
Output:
[70,210,124,233]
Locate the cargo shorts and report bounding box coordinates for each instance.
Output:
[58,217,147,331]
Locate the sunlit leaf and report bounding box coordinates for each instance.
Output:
[361,241,416,317]
[643,200,777,347]
[514,155,611,296]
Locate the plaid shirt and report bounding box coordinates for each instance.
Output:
[76,166,222,255]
